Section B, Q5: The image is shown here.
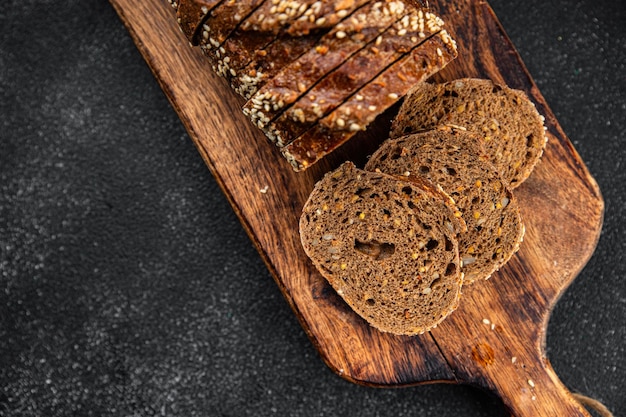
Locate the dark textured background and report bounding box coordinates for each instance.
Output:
[1,1,624,416]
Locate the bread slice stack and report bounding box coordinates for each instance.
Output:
[299,79,545,335]
[390,78,547,188]
[170,0,458,171]
[366,129,525,283]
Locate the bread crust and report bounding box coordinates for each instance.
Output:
[232,33,322,98]
[239,0,370,36]
[197,0,265,70]
[176,0,223,44]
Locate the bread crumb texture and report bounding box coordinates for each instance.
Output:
[366,129,525,283]
[299,162,464,335]
[390,78,547,189]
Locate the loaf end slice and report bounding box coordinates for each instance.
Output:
[366,130,525,282]
[390,78,547,188]
[300,161,464,335]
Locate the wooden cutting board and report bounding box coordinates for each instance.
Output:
[109,0,605,415]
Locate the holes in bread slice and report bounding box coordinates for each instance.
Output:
[401,186,413,196]
[355,187,373,197]
[425,239,439,251]
[390,147,404,160]
[444,262,457,276]
[354,239,395,260]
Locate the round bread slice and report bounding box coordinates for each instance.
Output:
[389,78,547,189]
[366,130,525,283]
[299,161,465,335]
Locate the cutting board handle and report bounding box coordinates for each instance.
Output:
[466,337,592,416]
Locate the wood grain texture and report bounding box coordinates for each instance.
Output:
[108,0,604,415]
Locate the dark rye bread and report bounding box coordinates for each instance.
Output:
[365,129,525,282]
[233,33,322,99]
[299,161,465,335]
[239,0,370,36]
[243,0,410,133]
[282,30,457,171]
[389,78,548,188]
[229,0,372,97]
[216,0,370,95]
[263,8,446,147]
[197,0,264,67]
[176,0,222,44]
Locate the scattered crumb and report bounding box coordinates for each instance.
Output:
[511,356,517,364]
[482,318,490,325]
[259,185,269,194]
[528,379,535,388]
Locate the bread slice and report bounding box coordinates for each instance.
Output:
[365,129,525,282]
[282,30,457,171]
[299,161,465,335]
[243,0,411,133]
[389,78,547,188]
[264,8,446,147]
[176,0,223,44]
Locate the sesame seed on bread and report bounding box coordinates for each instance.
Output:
[242,0,412,142]
[282,30,457,171]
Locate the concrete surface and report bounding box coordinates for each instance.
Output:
[1,0,624,416]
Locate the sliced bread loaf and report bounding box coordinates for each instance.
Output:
[214,0,370,92]
[389,78,547,188]
[365,129,525,282]
[282,30,457,171]
[299,161,465,335]
[243,0,410,133]
[264,8,447,147]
